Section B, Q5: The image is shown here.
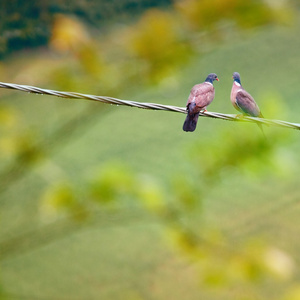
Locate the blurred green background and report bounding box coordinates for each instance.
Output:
[1,0,300,299]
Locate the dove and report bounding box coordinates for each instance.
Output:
[183,73,219,132]
[231,72,265,135]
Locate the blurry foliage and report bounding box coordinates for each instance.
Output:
[16,0,294,92]
[41,182,88,222]
[50,14,91,53]
[282,286,300,300]
[166,123,296,291]
[89,163,136,204]
[49,14,136,94]
[0,105,44,166]
[0,0,172,58]
[38,117,296,295]
[189,126,290,181]
[49,15,108,92]
[123,9,192,82]
[0,106,44,164]
[42,163,169,218]
[0,105,17,129]
[0,1,299,299]
[171,175,200,211]
[135,175,167,215]
[12,132,45,165]
[188,97,296,184]
[175,0,294,30]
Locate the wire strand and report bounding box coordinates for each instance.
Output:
[0,81,299,130]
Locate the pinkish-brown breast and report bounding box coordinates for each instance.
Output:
[230,81,243,112]
[186,82,215,113]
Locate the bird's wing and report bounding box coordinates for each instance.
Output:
[235,90,261,117]
[192,83,215,108]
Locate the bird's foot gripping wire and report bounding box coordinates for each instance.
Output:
[235,114,245,119]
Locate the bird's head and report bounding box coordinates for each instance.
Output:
[232,72,241,84]
[205,73,219,84]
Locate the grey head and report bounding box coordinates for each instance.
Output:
[232,72,241,84]
[205,73,219,84]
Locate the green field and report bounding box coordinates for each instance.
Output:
[1,8,300,300]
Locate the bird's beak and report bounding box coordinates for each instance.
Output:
[216,78,219,81]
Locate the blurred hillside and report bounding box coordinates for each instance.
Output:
[1,1,300,300]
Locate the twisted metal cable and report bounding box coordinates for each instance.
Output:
[0,81,299,130]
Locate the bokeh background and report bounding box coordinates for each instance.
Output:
[1,0,300,299]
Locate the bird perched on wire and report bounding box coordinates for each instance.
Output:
[183,73,219,132]
[230,72,265,134]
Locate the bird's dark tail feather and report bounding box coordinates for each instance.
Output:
[183,113,199,132]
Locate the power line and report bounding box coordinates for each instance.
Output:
[0,81,299,130]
